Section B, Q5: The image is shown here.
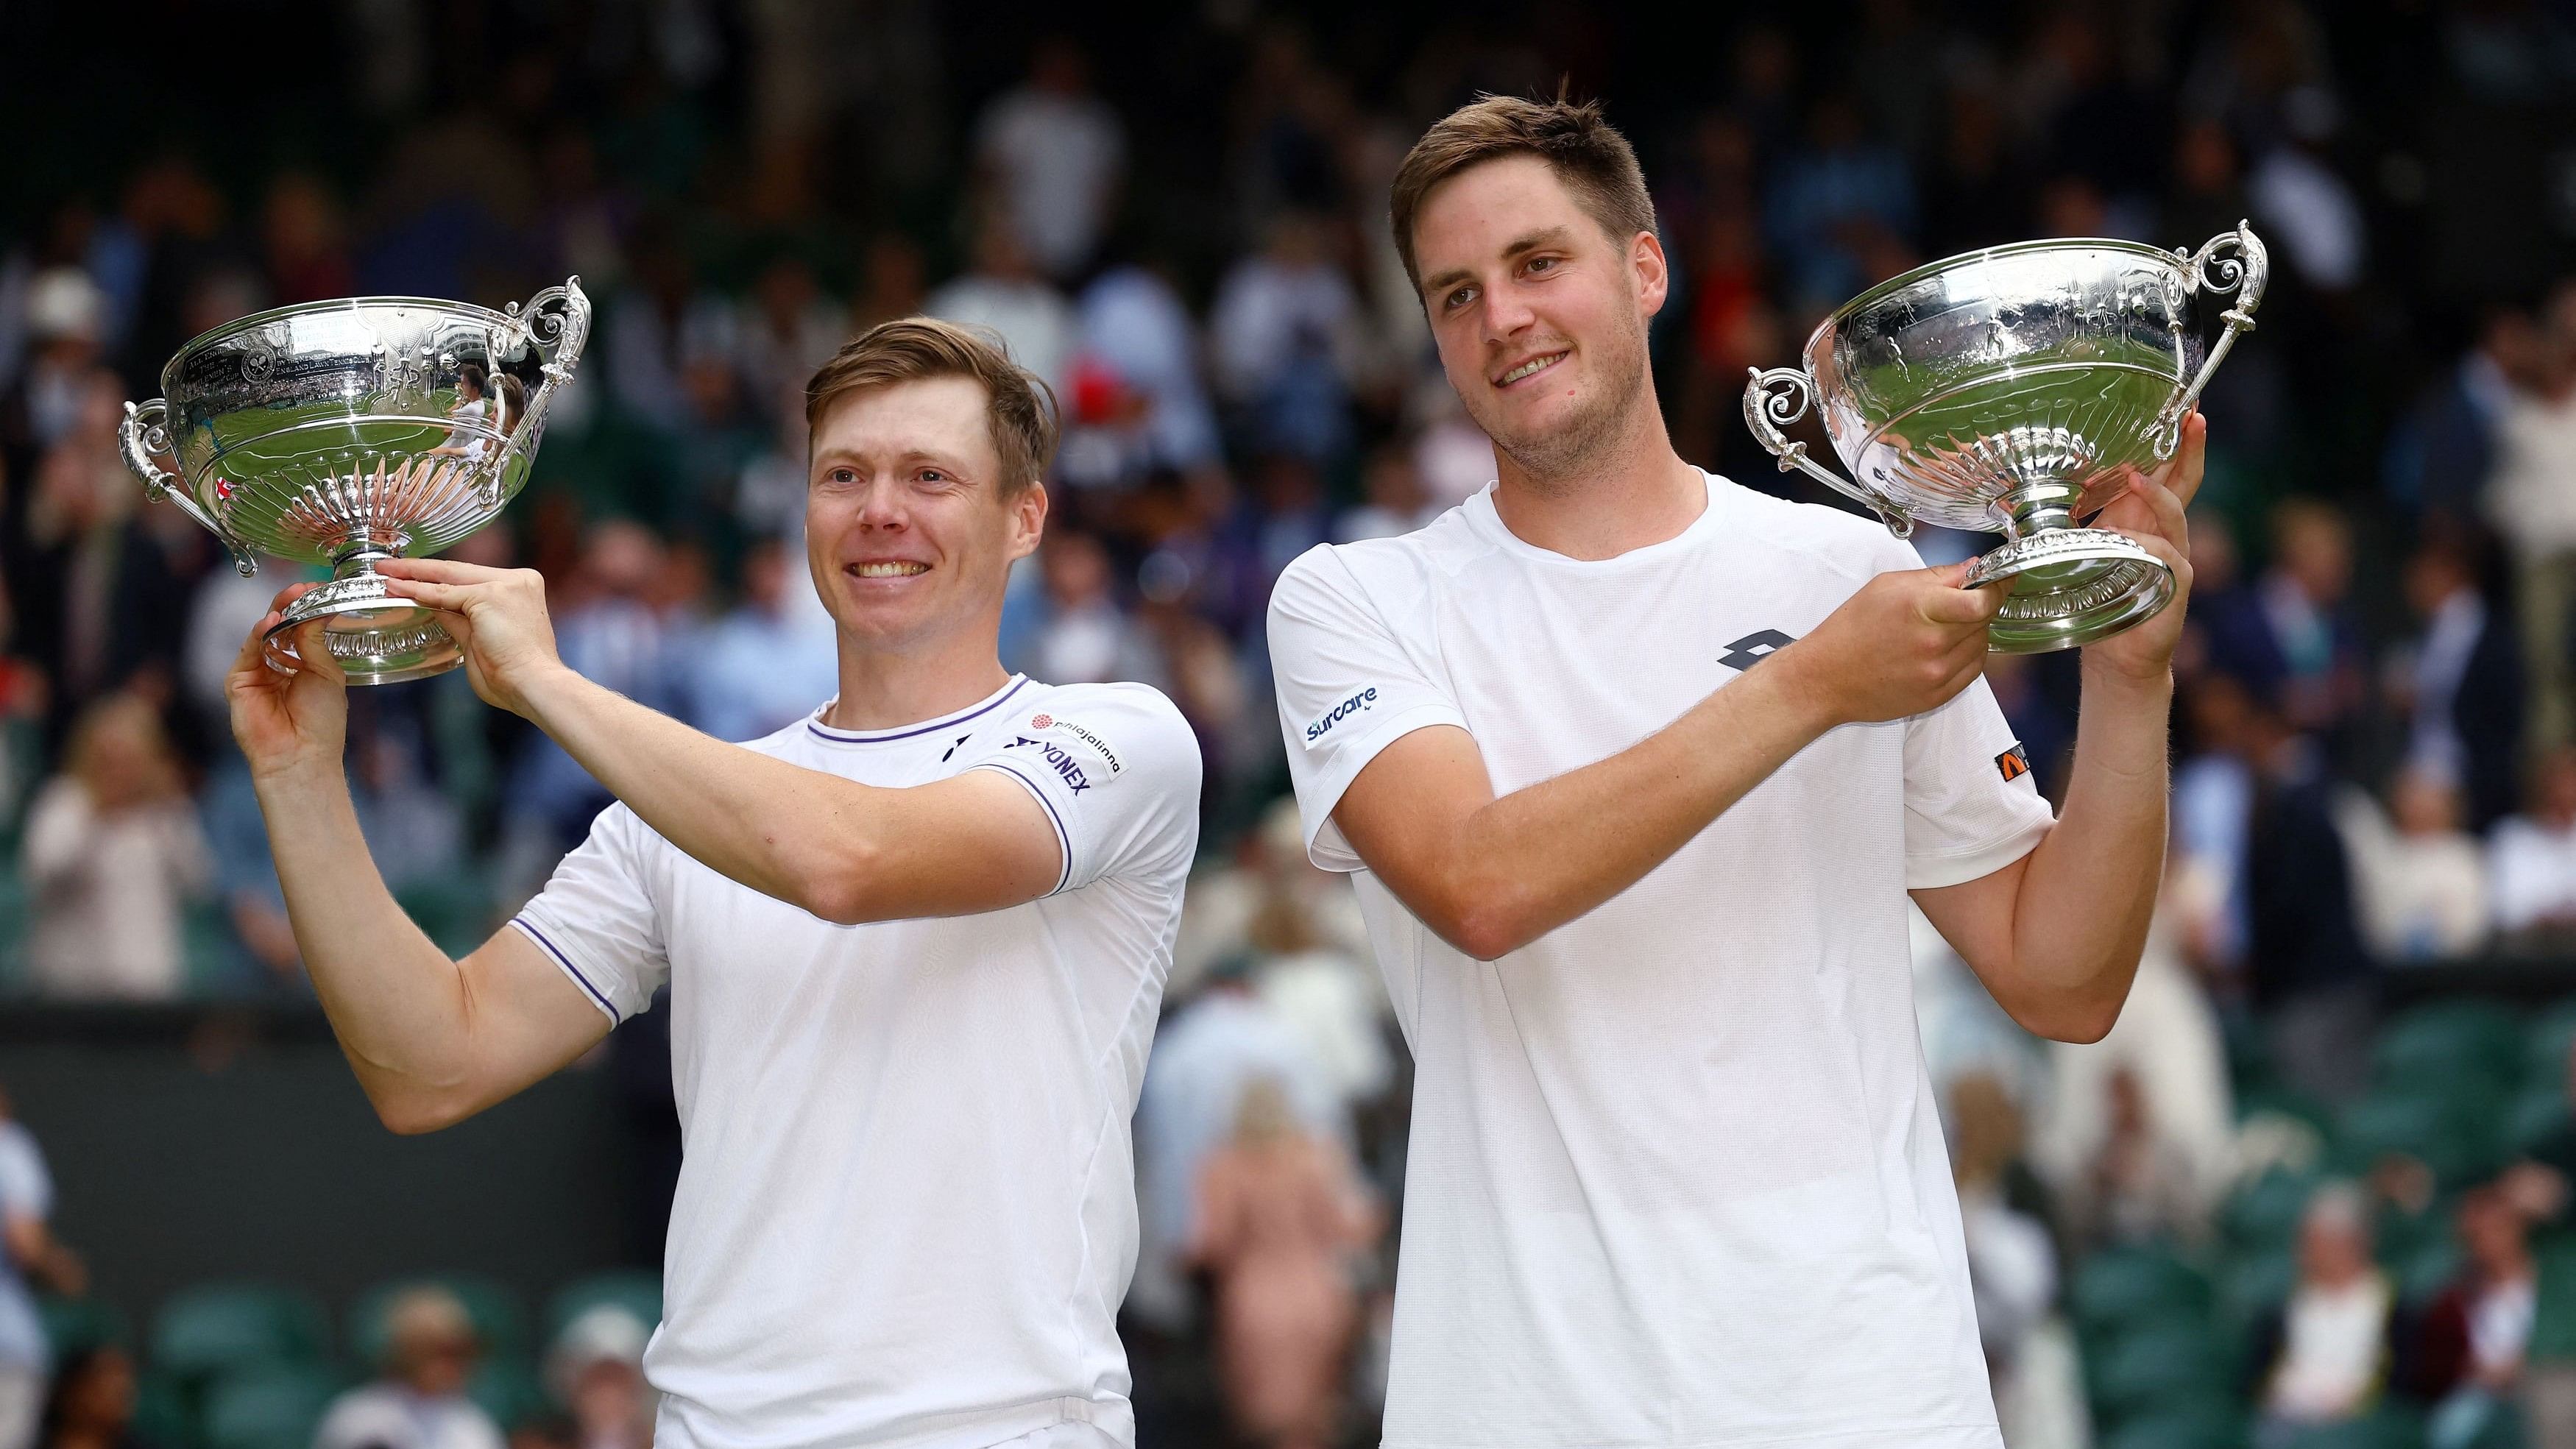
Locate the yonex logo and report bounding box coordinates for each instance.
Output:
[1005,736,1097,793]
[1718,630,1796,671]
[1303,687,1379,746]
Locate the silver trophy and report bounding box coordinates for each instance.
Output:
[120,279,592,683]
[1745,224,2266,652]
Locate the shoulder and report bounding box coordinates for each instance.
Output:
[1013,680,1203,782]
[1273,509,1485,614]
[1710,475,1916,583]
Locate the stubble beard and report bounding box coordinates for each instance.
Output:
[1468,313,1655,497]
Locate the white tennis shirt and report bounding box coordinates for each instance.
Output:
[513,675,1200,1449]
[1267,472,2054,1449]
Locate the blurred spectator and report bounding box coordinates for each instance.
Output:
[23,695,209,1000]
[2032,876,2234,1240]
[732,259,846,421]
[1950,1071,2086,1449]
[2486,283,2576,748]
[1189,1077,1380,1449]
[1334,445,1443,543]
[972,39,1126,282]
[542,1305,652,1449]
[0,269,105,486]
[1209,214,1360,466]
[2246,94,2366,293]
[2241,690,2377,1103]
[314,1288,502,1449]
[2337,765,2490,962]
[847,235,927,335]
[924,216,1076,396]
[1134,963,1342,1333]
[684,536,838,743]
[260,173,355,305]
[1764,92,1917,308]
[2253,1183,2401,1442]
[0,1085,80,1449]
[2200,499,2365,736]
[2385,305,2533,522]
[1030,532,1161,688]
[2384,527,2522,832]
[1068,261,1222,483]
[10,369,187,748]
[35,1345,145,1449]
[2409,1186,2535,1449]
[2495,747,2576,948]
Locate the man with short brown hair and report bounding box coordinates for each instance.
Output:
[1270,95,2195,1447]
[233,317,1201,1449]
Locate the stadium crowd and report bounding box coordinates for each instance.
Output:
[7,1,2576,1447]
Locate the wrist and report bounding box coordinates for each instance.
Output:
[508,657,585,722]
[2080,653,2176,702]
[1740,647,1839,741]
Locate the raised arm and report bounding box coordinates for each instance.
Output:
[231,600,612,1134]
[374,560,1064,926]
[1327,562,2004,960]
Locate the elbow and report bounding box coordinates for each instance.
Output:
[2014,989,2126,1045]
[789,838,882,927]
[369,1085,472,1136]
[1437,878,1543,962]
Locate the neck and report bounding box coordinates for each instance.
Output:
[824,620,1013,731]
[1489,395,1703,561]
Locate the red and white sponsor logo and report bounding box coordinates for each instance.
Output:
[1030,713,1053,729]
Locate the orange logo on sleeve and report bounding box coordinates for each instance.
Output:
[1996,743,2032,782]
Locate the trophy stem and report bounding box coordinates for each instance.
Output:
[1995,481,2085,542]
[265,545,462,684]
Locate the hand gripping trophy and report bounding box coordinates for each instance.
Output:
[1745,224,2266,652]
[119,279,592,683]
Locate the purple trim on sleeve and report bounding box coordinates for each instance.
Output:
[972,759,1075,896]
[509,916,621,1023]
[807,677,1030,745]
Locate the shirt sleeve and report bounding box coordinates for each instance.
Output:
[1265,545,1468,872]
[1903,673,2057,889]
[961,683,1203,894]
[510,803,670,1024]
[0,1129,51,1222]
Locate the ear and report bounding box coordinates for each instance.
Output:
[1632,230,1670,319]
[1007,479,1050,562]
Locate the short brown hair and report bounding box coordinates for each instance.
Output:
[1389,94,1656,295]
[804,317,1059,492]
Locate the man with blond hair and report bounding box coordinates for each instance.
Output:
[232,319,1200,1449]
[1267,95,2199,1447]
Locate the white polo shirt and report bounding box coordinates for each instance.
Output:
[513,675,1200,1449]
[1267,472,2054,1449]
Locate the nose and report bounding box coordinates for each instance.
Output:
[1480,281,1537,343]
[853,477,908,531]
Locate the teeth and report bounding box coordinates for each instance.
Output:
[852,561,927,577]
[1500,353,1565,385]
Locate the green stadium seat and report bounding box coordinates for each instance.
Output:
[40,1297,130,1359]
[133,1371,191,1449]
[2072,1246,2213,1336]
[2336,1088,2506,1190]
[2101,1403,2248,1449]
[2509,1085,2569,1158]
[2526,1000,2576,1093]
[349,1275,528,1368]
[544,1272,662,1342]
[2215,1246,2298,1331]
[468,1357,550,1431]
[2526,1230,2576,1363]
[2394,1234,2463,1305]
[2087,1322,2237,1430]
[2225,1168,2326,1253]
[151,1284,333,1384]
[201,1363,344,1449]
[394,879,494,957]
[2375,1001,2521,1097]
[2274,1406,2429,1449]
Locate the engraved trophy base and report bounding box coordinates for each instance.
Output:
[265,555,461,685]
[1963,528,2175,655]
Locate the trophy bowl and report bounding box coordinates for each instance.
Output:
[1744,224,2266,653]
[120,278,590,684]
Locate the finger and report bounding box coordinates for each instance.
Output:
[269,581,322,614]
[233,610,289,680]
[377,575,479,612]
[291,618,347,687]
[2120,477,2190,552]
[2154,412,2208,511]
[372,556,508,584]
[2109,527,2195,603]
[1921,581,2006,626]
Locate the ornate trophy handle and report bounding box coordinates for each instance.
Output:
[2151,220,2269,459]
[1743,366,1914,538]
[484,276,592,504]
[119,400,258,578]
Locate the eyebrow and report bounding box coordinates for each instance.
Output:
[1418,225,1580,299]
[809,445,981,480]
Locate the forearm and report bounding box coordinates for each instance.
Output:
[517,665,881,917]
[1437,665,1826,956]
[252,766,477,1097]
[2002,662,2173,1032]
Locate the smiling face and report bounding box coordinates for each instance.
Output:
[805,375,1046,656]
[1411,155,1666,486]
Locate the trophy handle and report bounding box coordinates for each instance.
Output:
[485,276,592,504]
[1744,366,1914,539]
[119,400,258,578]
[2151,220,2269,459]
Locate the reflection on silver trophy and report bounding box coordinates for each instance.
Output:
[1744,224,2267,653]
[118,279,592,684]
